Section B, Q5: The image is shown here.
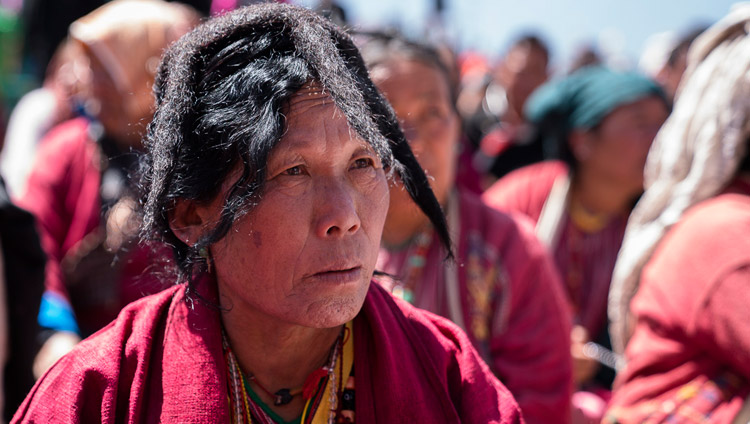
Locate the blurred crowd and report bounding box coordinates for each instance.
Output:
[0,0,749,423]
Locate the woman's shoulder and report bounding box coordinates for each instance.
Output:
[359,283,523,423]
[681,192,750,230]
[482,160,567,220]
[12,285,185,422]
[363,282,502,379]
[657,193,750,266]
[637,193,750,319]
[56,283,182,361]
[365,281,469,350]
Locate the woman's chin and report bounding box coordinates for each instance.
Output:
[296,292,368,328]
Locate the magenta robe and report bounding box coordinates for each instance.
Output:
[17,118,101,300]
[378,188,572,424]
[483,161,626,338]
[12,278,523,423]
[605,185,750,423]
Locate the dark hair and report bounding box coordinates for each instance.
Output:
[138,3,451,285]
[355,30,457,106]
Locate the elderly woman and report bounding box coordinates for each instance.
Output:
[482,66,669,419]
[605,6,750,423]
[13,4,522,423]
[360,33,572,424]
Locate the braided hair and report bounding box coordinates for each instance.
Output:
[138,3,451,285]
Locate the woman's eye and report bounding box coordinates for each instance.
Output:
[284,165,304,176]
[352,158,374,169]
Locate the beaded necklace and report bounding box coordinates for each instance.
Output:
[223,323,355,424]
[391,230,433,303]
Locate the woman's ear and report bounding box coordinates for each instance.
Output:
[569,129,594,162]
[168,198,214,246]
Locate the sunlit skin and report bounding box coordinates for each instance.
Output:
[569,95,669,216]
[169,82,390,420]
[370,58,461,247]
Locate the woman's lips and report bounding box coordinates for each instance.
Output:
[309,266,363,284]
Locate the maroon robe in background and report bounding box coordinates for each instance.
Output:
[13,277,523,423]
[18,118,102,300]
[17,117,167,335]
[605,184,750,423]
[378,188,572,424]
[482,160,626,339]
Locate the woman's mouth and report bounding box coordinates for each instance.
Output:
[310,266,363,284]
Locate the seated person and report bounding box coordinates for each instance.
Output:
[483,66,669,420]
[17,0,200,373]
[606,6,750,422]
[360,32,572,424]
[13,4,523,423]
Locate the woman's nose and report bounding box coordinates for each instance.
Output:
[314,178,361,238]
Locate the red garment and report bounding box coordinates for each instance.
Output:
[482,161,626,338]
[13,279,524,423]
[18,118,101,299]
[455,136,483,195]
[378,189,572,424]
[605,188,750,423]
[481,160,565,224]
[479,125,516,158]
[17,117,165,334]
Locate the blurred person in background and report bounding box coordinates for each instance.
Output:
[640,26,707,105]
[605,6,750,422]
[483,66,669,423]
[470,34,551,186]
[361,32,573,424]
[0,39,88,197]
[20,0,209,83]
[16,0,200,377]
[655,27,706,103]
[567,45,602,74]
[455,51,491,128]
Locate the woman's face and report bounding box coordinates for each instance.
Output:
[371,58,460,214]
[205,84,390,328]
[576,95,668,194]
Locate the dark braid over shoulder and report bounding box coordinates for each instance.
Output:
[138,3,451,285]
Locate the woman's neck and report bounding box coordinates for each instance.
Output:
[381,209,430,248]
[220,301,342,421]
[570,170,638,217]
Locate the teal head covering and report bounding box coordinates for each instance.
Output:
[523,66,666,166]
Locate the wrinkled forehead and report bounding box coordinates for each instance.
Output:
[285,81,337,117]
[282,80,371,148]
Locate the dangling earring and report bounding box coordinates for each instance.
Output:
[198,246,213,274]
